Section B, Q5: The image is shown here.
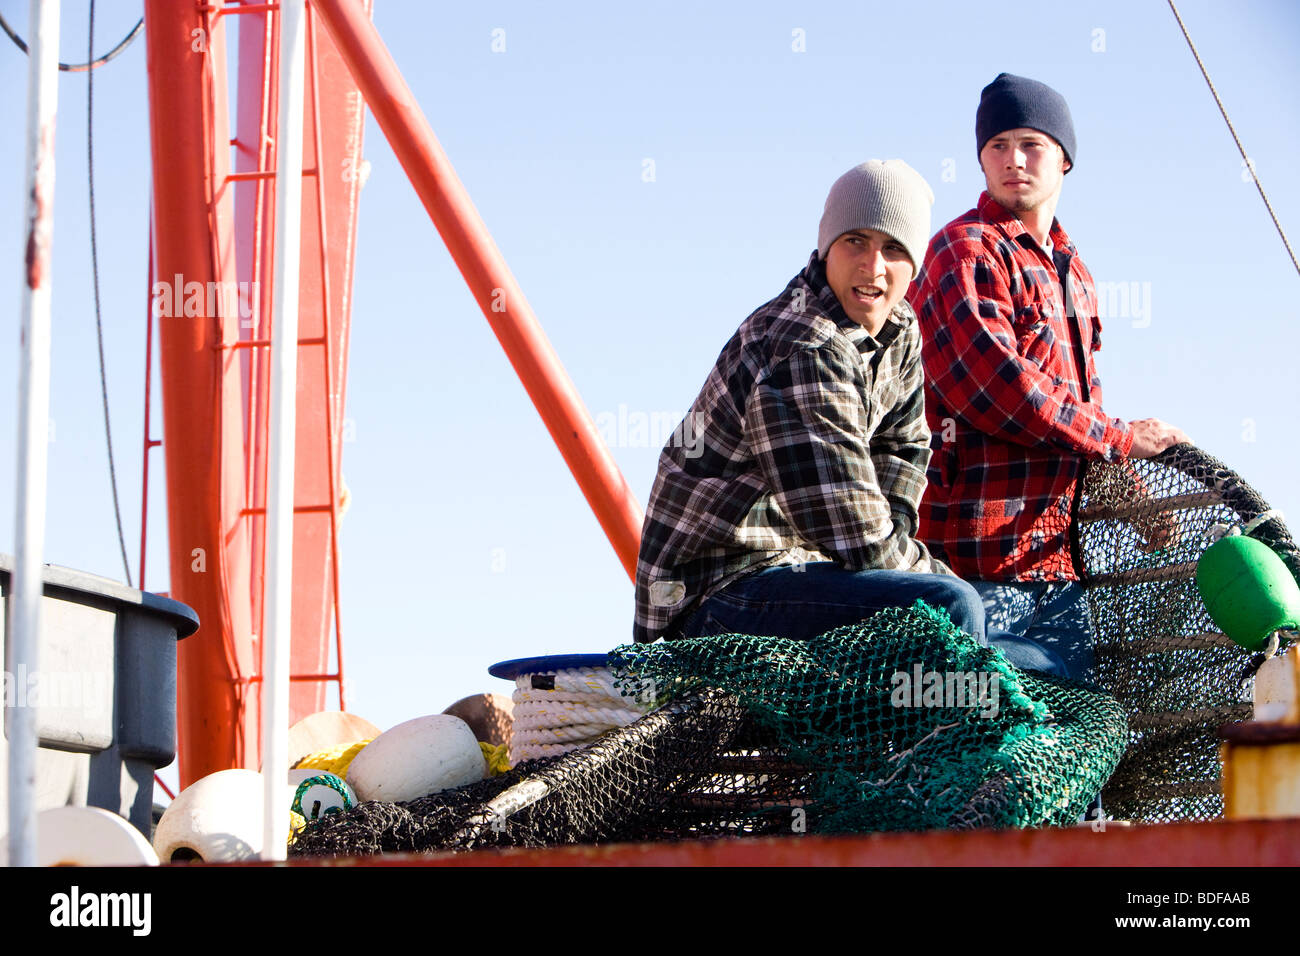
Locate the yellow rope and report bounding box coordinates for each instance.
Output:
[479,741,511,776]
[293,739,372,778]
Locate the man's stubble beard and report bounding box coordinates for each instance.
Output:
[1003,192,1041,215]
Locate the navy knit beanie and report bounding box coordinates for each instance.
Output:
[976,73,1076,171]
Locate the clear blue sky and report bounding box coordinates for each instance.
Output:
[2,1,1298,794]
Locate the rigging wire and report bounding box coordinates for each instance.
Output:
[86,0,135,587]
[1167,0,1300,279]
[0,8,142,72]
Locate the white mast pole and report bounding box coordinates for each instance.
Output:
[8,0,61,869]
[262,0,307,861]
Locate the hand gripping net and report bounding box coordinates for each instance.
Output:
[1079,443,1298,822]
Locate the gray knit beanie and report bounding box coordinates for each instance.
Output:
[817,160,934,278]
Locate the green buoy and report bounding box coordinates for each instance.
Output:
[1196,535,1300,652]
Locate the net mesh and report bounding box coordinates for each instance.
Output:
[291,603,1128,856]
[288,444,1296,856]
[1079,444,1298,822]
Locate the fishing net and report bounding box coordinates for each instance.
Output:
[290,603,1128,856]
[1079,443,1298,822]
[288,442,1293,856]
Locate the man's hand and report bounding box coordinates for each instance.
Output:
[1135,510,1178,554]
[1123,418,1188,550]
[1127,418,1191,460]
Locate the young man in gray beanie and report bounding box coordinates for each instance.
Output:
[633,160,987,647]
[911,74,1189,680]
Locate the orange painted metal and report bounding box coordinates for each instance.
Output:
[145,0,366,782]
[273,819,1300,867]
[143,0,257,784]
[311,0,645,581]
[230,1,366,726]
[149,0,635,780]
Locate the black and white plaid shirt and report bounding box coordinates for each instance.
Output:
[633,252,945,643]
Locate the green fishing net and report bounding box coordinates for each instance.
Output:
[291,602,1127,856]
[608,603,1128,833]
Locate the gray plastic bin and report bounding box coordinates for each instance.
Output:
[1,555,199,838]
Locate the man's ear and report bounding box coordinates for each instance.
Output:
[1063,156,1073,174]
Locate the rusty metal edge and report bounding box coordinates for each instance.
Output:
[196,818,1300,867]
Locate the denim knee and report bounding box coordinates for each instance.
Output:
[933,576,987,645]
[988,630,1070,676]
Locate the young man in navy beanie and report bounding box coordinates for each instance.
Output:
[911,74,1189,683]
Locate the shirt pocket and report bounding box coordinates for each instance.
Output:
[955,496,1025,543]
[1015,304,1068,382]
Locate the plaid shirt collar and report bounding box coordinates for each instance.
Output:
[975,190,1080,260]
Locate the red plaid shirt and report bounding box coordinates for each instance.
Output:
[910,191,1134,582]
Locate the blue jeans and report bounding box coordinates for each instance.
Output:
[971,581,1094,681]
[677,563,987,643]
[678,564,1058,672]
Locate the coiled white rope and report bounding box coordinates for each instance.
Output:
[509,666,656,764]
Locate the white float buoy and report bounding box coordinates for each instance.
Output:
[0,806,158,867]
[153,769,292,863]
[345,714,486,803]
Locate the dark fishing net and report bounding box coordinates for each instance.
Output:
[1079,443,1298,822]
[289,693,752,854]
[290,603,1128,856]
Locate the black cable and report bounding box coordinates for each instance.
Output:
[0,7,142,72]
[86,0,134,588]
